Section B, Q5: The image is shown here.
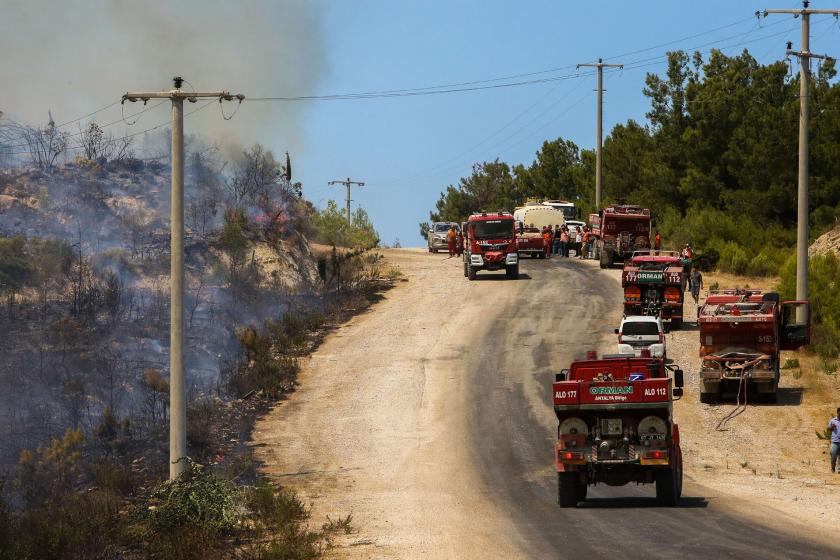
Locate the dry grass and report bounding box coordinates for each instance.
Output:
[702,271,779,293]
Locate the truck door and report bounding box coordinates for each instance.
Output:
[781,301,810,350]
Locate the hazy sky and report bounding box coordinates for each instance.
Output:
[4,0,840,245]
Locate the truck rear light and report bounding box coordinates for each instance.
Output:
[624,286,641,301]
[561,451,584,461]
[664,286,681,302]
[644,450,667,460]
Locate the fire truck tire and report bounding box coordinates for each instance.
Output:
[600,250,611,269]
[671,318,682,330]
[463,261,468,277]
[699,391,720,404]
[467,266,477,281]
[557,473,579,508]
[577,479,588,502]
[506,264,519,280]
[655,462,680,506]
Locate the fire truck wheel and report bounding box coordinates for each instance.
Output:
[670,318,682,330]
[467,266,477,281]
[600,250,611,269]
[506,264,519,280]
[655,466,679,506]
[699,391,720,404]
[577,479,588,502]
[557,473,579,508]
[463,261,468,277]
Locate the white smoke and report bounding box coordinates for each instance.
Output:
[0,0,327,153]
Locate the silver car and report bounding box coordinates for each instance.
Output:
[428,222,459,253]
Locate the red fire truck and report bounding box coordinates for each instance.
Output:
[622,251,687,329]
[462,211,519,280]
[698,290,810,403]
[597,205,651,268]
[553,354,685,507]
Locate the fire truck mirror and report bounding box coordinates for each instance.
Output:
[673,368,684,388]
[673,387,683,398]
[555,369,569,382]
[614,328,619,334]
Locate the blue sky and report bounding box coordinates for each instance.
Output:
[295,0,840,246]
[4,0,840,246]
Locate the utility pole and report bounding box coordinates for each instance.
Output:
[760,2,839,318]
[328,177,365,223]
[123,78,244,480]
[576,58,623,209]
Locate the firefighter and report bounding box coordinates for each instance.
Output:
[446,225,457,257]
[653,231,662,255]
[828,408,840,473]
[581,226,591,259]
[543,226,552,258]
[681,243,694,290]
[456,228,464,257]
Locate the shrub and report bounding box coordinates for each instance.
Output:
[147,459,238,535]
[779,251,840,359]
[10,490,124,560]
[229,327,299,399]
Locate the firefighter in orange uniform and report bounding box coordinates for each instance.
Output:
[447,225,457,257]
[542,226,552,259]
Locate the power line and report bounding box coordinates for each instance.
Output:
[0,101,168,151]
[0,100,215,156]
[0,14,788,131]
[247,19,803,103]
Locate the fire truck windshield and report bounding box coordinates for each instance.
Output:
[472,220,514,239]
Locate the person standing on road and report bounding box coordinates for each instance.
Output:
[446,225,457,257]
[560,227,569,258]
[682,243,694,290]
[456,229,464,257]
[690,267,703,306]
[574,228,583,258]
[829,409,840,473]
[542,226,552,259]
[581,227,591,259]
[553,224,562,255]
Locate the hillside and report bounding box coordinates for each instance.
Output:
[809,223,840,257]
[0,158,319,469]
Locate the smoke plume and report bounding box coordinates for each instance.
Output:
[0,0,327,152]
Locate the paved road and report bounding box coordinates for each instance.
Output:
[254,249,837,559]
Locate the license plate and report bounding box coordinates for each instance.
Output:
[640,433,666,441]
[602,418,622,435]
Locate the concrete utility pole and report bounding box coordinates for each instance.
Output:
[576,58,623,209]
[122,78,244,480]
[760,2,839,318]
[328,177,365,223]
